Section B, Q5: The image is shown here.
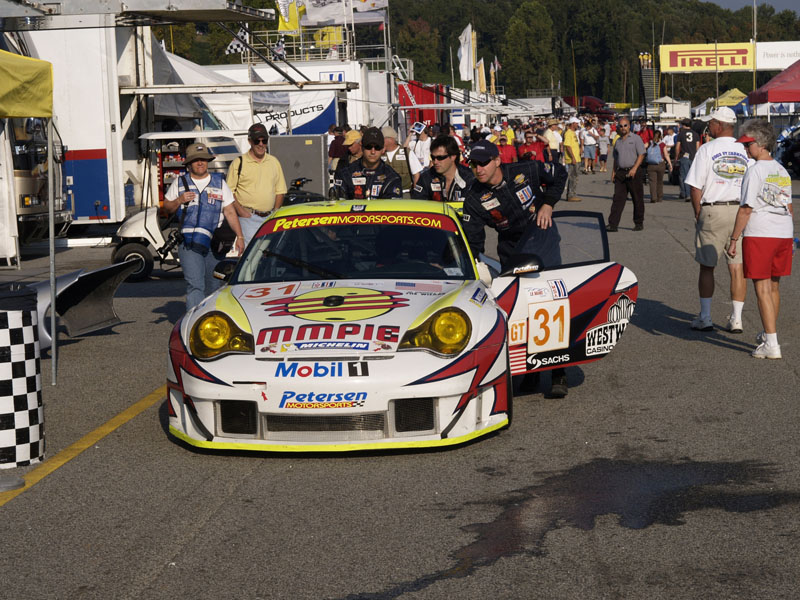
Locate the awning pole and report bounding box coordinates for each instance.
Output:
[48,118,57,385]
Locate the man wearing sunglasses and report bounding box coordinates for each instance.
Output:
[226,123,287,245]
[461,138,569,397]
[410,135,474,202]
[332,127,402,200]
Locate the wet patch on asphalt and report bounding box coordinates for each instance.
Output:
[341,458,800,600]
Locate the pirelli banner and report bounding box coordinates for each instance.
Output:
[660,43,755,73]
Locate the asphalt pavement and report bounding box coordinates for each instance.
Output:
[1,172,799,600]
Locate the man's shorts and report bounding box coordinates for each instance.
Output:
[743,237,793,279]
[599,153,608,162]
[582,145,596,160]
[695,204,741,266]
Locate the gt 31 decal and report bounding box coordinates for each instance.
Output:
[509,320,526,345]
[585,294,635,356]
[262,288,408,322]
[527,299,570,353]
[275,361,369,378]
[280,390,367,409]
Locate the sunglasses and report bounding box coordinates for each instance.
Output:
[469,158,492,168]
[430,154,451,162]
[250,138,268,145]
[363,144,383,151]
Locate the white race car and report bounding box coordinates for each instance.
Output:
[167,200,637,452]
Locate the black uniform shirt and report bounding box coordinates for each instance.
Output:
[411,163,475,203]
[333,158,402,200]
[461,160,567,259]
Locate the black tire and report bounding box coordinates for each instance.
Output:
[114,242,154,281]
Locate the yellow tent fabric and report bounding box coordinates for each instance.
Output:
[278,1,306,36]
[0,50,53,118]
[716,88,747,107]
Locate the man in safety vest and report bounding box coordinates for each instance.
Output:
[164,143,244,309]
[381,126,422,196]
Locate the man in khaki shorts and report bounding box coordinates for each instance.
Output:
[685,107,749,332]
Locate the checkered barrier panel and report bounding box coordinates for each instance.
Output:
[0,309,44,469]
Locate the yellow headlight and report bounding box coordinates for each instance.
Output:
[399,308,471,356]
[190,312,254,360]
[197,315,230,349]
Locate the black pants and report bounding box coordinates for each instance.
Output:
[608,169,645,227]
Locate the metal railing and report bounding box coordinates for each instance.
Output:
[243,26,355,63]
[525,88,561,98]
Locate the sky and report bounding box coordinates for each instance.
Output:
[709,0,798,14]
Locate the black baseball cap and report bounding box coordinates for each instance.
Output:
[361,127,384,148]
[469,140,499,162]
[248,123,269,139]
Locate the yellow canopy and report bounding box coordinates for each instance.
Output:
[716,88,747,107]
[0,49,53,118]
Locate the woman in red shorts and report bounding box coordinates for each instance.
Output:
[727,119,794,359]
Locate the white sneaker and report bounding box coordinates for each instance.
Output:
[752,342,782,359]
[725,315,743,333]
[690,315,713,331]
[755,331,766,345]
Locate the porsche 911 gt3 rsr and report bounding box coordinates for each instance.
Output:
[167,200,637,452]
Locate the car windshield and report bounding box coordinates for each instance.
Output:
[233,211,475,284]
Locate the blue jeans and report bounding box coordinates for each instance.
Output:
[178,245,223,309]
[240,213,269,246]
[679,156,692,198]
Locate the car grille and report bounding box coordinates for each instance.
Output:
[215,397,437,443]
[263,413,386,442]
[393,398,435,433]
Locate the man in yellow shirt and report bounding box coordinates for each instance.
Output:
[563,117,582,201]
[544,118,563,164]
[226,123,288,245]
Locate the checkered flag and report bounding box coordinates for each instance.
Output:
[225,28,249,55]
[272,36,286,59]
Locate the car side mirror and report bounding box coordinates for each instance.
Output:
[499,253,543,277]
[213,258,238,281]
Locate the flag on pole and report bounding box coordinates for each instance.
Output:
[494,56,501,71]
[225,28,249,55]
[457,24,474,82]
[278,0,305,36]
[476,58,487,94]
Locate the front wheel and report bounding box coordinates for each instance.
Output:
[114,242,154,281]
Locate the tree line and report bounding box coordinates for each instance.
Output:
[154,0,800,104]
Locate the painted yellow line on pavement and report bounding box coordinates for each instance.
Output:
[0,385,166,508]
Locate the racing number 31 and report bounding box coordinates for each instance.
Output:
[527,299,570,353]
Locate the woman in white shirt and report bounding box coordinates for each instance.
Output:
[727,119,794,360]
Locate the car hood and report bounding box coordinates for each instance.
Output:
[222,279,472,357]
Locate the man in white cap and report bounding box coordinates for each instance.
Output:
[381,125,422,196]
[165,143,244,309]
[685,106,749,332]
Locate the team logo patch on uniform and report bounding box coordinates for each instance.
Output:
[413,184,423,192]
[334,179,342,186]
[514,174,526,185]
[480,192,493,201]
[461,214,471,221]
[376,174,386,182]
[353,177,367,185]
[516,186,533,203]
[430,182,442,191]
[370,185,382,197]
[481,198,500,210]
